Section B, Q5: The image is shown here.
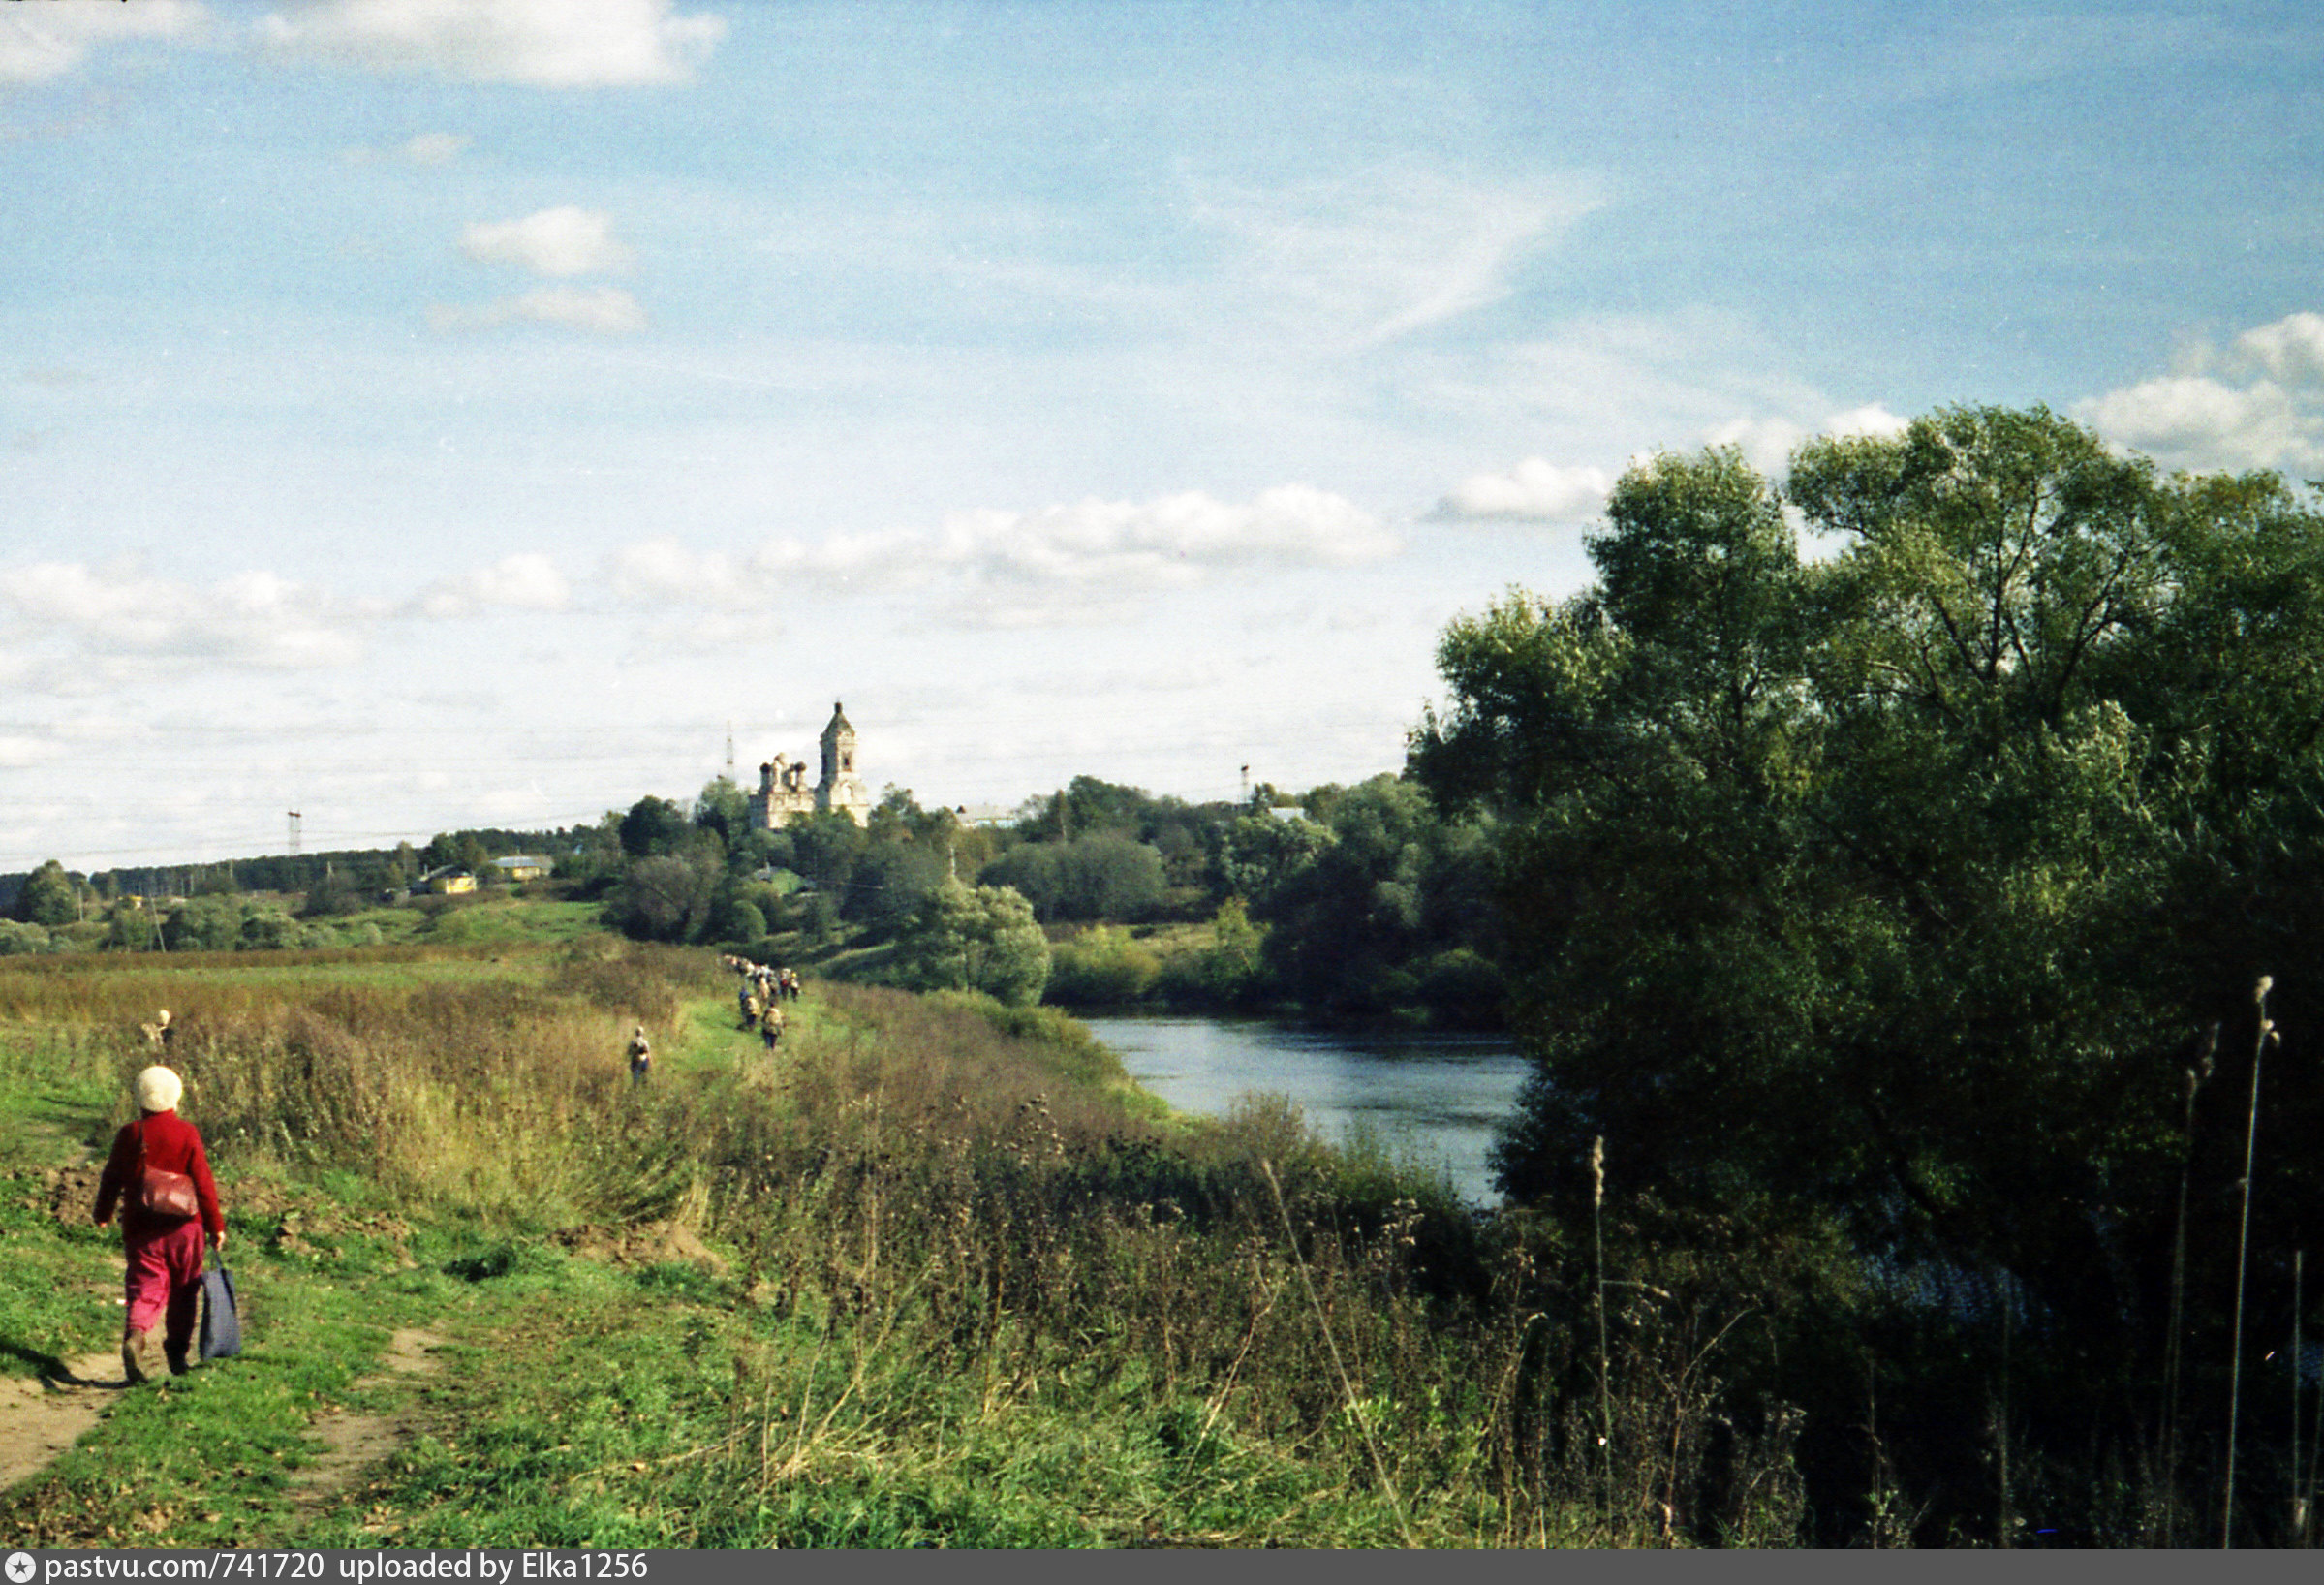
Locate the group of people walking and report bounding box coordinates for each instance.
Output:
[727,956,801,1049]
[627,955,808,1087]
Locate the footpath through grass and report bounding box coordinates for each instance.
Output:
[0,933,1752,1548]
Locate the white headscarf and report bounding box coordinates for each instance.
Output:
[136,1065,183,1113]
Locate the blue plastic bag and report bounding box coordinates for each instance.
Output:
[199,1259,241,1361]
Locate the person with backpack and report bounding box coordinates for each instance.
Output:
[92,1065,225,1383]
[627,1024,653,1086]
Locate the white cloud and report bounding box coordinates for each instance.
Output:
[511,286,647,333]
[2232,312,2324,387]
[2075,311,2324,472]
[260,0,725,88]
[0,732,65,770]
[1706,403,1912,475]
[343,131,473,165]
[1433,458,1612,524]
[1441,308,1836,461]
[402,131,469,164]
[0,0,207,84]
[1433,401,1909,528]
[0,560,366,680]
[1194,163,1606,349]
[1823,403,1911,439]
[411,553,571,618]
[2076,374,2318,471]
[427,285,649,335]
[603,486,1395,627]
[930,487,1396,610]
[460,206,632,277]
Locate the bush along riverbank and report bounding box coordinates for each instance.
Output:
[3,935,2150,1547]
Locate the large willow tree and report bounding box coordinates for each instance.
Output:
[1411,405,2324,1383]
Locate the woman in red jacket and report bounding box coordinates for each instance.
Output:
[93,1065,226,1383]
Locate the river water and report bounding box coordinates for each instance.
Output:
[1082,1014,1531,1207]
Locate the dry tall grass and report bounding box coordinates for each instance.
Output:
[2,948,1811,1545]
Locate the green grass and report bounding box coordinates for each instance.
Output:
[0,932,1667,1550]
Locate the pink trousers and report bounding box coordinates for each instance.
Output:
[124,1218,206,1351]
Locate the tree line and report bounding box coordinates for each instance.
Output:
[596,770,1507,1021]
[1411,403,2324,1541]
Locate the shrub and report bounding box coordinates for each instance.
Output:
[239,912,298,951]
[892,879,1050,1006]
[1045,925,1160,1005]
[722,898,768,945]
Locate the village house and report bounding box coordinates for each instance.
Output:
[748,702,874,830]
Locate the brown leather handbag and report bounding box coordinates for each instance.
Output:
[135,1118,200,1221]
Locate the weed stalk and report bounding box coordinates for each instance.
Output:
[2223,973,2274,1548]
[1259,1158,1416,1548]
[2162,1024,2216,1546]
[1593,1134,1613,1527]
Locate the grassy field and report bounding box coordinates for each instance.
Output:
[0,923,1795,1549]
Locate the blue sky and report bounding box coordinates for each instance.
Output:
[4,0,2320,872]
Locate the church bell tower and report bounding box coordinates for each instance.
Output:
[816,701,872,825]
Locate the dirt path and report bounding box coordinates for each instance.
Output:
[285,1327,449,1514]
[0,1352,128,1494]
[0,1318,450,1532]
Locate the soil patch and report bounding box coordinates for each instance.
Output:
[554,1220,728,1274]
[27,1165,107,1228]
[285,1328,449,1514]
[0,1352,128,1495]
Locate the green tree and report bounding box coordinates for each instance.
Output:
[168,897,244,952]
[978,843,1062,919]
[618,796,692,859]
[693,777,753,851]
[302,869,365,918]
[1246,774,1499,1018]
[720,897,768,945]
[789,811,868,895]
[456,834,492,878]
[1208,812,1328,903]
[844,840,947,932]
[1413,406,2324,1387]
[607,849,723,943]
[893,879,1050,1006]
[15,860,77,927]
[982,835,1166,922]
[1057,835,1166,921]
[107,900,156,951]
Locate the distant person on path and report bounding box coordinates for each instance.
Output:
[627,1024,653,1087]
[759,1002,785,1049]
[93,1064,225,1383]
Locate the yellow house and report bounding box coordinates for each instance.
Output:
[422,868,477,895]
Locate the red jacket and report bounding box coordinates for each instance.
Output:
[94,1110,224,1237]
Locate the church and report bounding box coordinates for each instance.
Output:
[748,702,874,829]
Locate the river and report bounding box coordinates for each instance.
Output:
[1081,1014,1531,1207]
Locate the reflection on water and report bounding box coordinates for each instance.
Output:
[1084,1014,1530,1207]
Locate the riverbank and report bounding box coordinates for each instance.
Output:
[3,938,1713,1548]
[1083,1013,1527,1208]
